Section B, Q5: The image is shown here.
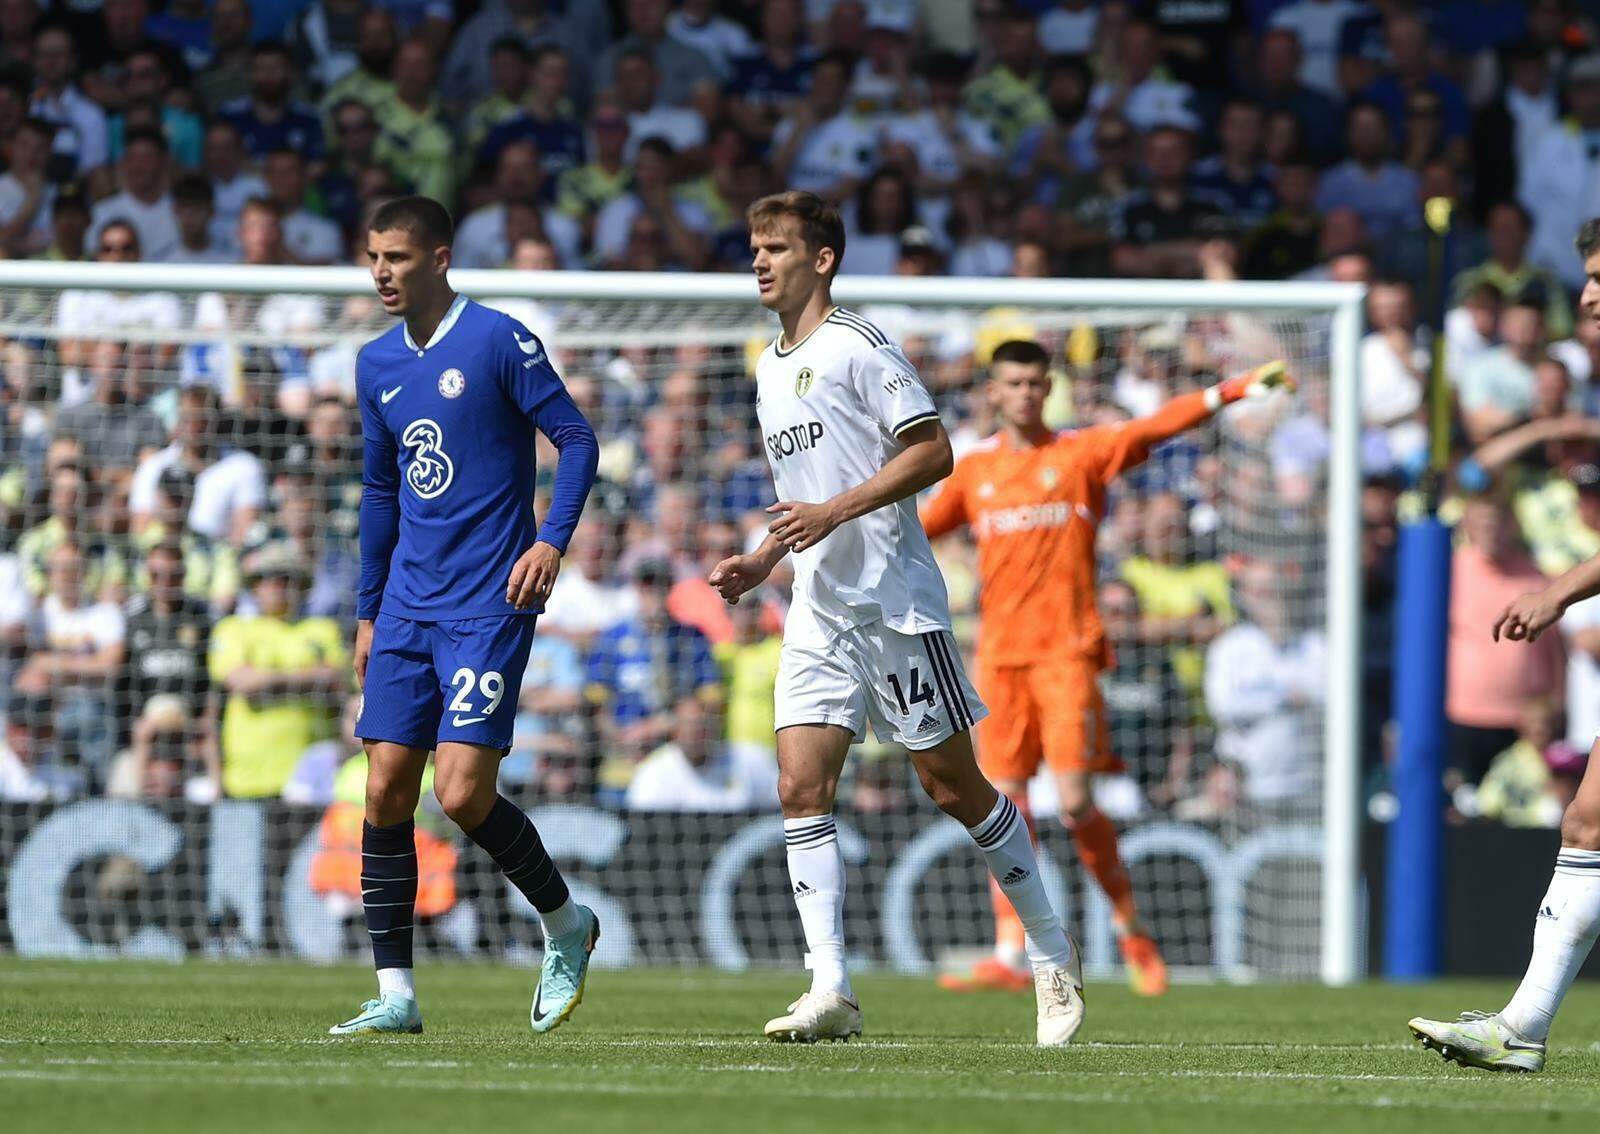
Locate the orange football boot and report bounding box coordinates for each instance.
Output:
[937,956,1033,993]
[1120,932,1168,997]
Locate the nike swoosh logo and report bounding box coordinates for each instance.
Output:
[1504,1038,1544,1051]
[381,386,402,403]
[531,988,551,1022]
[451,715,486,726]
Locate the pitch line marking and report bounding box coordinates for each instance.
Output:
[1,1055,1587,1090]
[0,1067,1583,1115]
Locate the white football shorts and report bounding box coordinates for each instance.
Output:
[774,612,988,750]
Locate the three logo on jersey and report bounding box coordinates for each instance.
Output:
[386,366,480,499]
[390,333,546,500]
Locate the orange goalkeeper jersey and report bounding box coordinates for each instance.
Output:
[922,391,1211,669]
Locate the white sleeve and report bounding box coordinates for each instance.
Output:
[226,453,268,512]
[592,197,636,263]
[854,341,940,437]
[92,604,125,649]
[127,448,171,517]
[1204,628,1285,725]
[1563,595,1600,636]
[623,757,671,811]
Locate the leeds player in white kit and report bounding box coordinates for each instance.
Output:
[709,191,1085,1046]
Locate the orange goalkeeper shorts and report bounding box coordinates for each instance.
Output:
[974,655,1122,781]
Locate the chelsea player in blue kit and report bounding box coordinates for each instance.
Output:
[329,197,602,1037]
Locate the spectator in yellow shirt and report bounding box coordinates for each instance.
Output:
[1120,489,1235,692]
[210,544,347,797]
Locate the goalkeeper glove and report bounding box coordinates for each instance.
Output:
[1204,360,1296,412]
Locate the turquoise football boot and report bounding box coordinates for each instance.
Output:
[530,906,600,1034]
[329,992,423,1036]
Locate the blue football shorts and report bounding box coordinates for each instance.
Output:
[356,612,537,750]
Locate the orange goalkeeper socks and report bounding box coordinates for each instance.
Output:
[1070,807,1139,930]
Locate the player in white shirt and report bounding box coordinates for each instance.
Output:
[708,190,1084,1047]
[1409,220,1600,1073]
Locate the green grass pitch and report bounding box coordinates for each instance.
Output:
[6,959,1600,1133]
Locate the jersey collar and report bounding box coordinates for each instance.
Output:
[402,292,469,353]
[774,304,838,357]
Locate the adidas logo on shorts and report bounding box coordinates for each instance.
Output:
[1000,866,1031,886]
[912,713,941,736]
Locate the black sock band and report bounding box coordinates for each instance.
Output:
[361,819,417,971]
[466,796,570,914]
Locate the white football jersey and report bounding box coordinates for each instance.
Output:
[755,307,954,640]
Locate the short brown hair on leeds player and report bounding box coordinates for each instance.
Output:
[747,190,846,278]
[989,339,1051,372]
[370,195,455,250]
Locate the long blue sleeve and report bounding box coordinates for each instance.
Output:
[357,380,400,621]
[531,387,598,554]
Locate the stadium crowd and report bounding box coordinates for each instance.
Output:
[0,0,1598,832]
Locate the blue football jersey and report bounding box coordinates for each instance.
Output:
[356,295,592,621]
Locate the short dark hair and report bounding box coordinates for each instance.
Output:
[1506,292,1547,317]
[747,190,846,276]
[813,49,853,77]
[1577,217,1600,261]
[18,116,55,143]
[615,44,653,69]
[99,218,140,251]
[989,339,1051,371]
[529,43,566,68]
[172,173,213,207]
[123,126,168,153]
[369,195,454,250]
[489,34,530,61]
[147,539,184,564]
[251,39,291,61]
[1491,199,1533,230]
[635,136,677,163]
[1044,53,1091,87]
[53,182,90,218]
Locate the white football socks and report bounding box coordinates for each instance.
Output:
[784,814,853,1001]
[968,794,1075,970]
[1501,848,1600,1042]
[539,898,585,941]
[377,967,415,1000]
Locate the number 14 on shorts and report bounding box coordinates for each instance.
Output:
[886,667,936,715]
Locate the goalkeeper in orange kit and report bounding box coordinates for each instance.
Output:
[922,339,1294,996]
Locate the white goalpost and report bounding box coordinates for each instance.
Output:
[0,261,1364,985]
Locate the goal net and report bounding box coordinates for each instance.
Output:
[0,263,1363,984]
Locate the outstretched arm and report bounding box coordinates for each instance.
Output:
[768,419,953,552]
[1472,415,1600,471]
[1495,554,1600,644]
[1092,361,1296,482]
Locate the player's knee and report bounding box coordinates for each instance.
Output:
[365,775,419,827]
[914,762,964,816]
[777,768,835,816]
[1560,803,1600,851]
[1057,784,1092,821]
[434,776,493,831]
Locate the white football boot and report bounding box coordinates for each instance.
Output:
[1408,1010,1546,1073]
[1034,939,1086,1047]
[763,990,864,1043]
